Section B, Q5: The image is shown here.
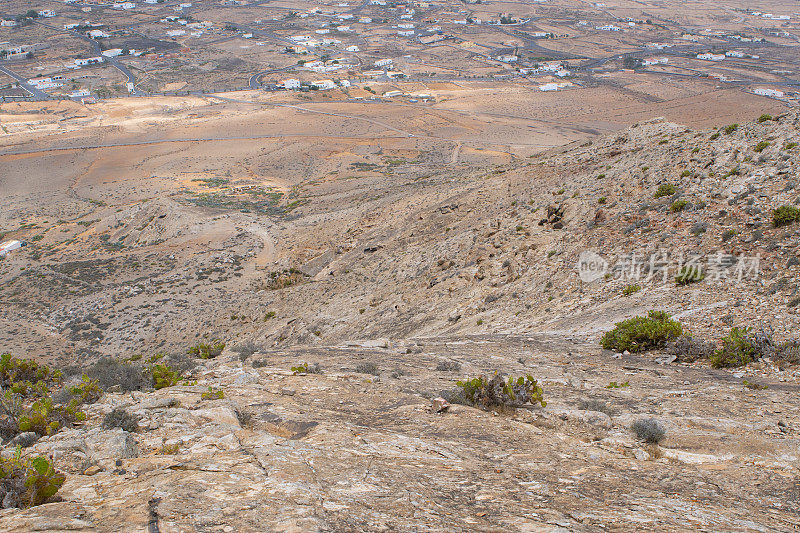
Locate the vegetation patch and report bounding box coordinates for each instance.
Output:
[600,311,682,352]
[654,184,677,198]
[258,268,308,290]
[753,141,770,153]
[187,341,226,359]
[291,362,321,375]
[455,374,546,409]
[710,327,760,368]
[0,451,65,508]
[773,205,800,227]
[631,418,666,444]
[675,265,705,285]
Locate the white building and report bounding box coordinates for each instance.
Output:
[75,56,104,66]
[311,79,336,90]
[346,45,360,52]
[725,50,745,58]
[279,78,300,89]
[753,88,784,97]
[697,52,725,61]
[38,10,56,17]
[113,2,136,10]
[596,25,621,31]
[374,58,393,67]
[539,82,570,91]
[1,19,19,27]
[643,57,668,66]
[102,48,124,57]
[0,241,25,257]
[497,54,518,63]
[87,29,110,38]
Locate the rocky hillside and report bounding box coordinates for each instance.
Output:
[1,111,799,531]
[2,112,800,362]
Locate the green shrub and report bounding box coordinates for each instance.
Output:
[606,381,629,389]
[724,124,738,135]
[0,451,65,508]
[654,183,677,198]
[757,114,772,123]
[0,354,62,396]
[598,196,607,204]
[670,199,689,212]
[201,386,225,400]
[753,141,770,153]
[187,341,225,359]
[710,327,760,368]
[68,375,102,404]
[785,142,798,150]
[622,284,641,296]
[675,265,705,285]
[680,170,691,177]
[600,311,682,352]
[16,397,86,437]
[709,132,720,140]
[456,374,546,409]
[291,362,321,374]
[773,205,800,227]
[150,364,179,390]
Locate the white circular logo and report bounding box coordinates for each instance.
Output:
[577,251,608,282]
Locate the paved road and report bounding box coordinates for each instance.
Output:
[34,19,140,95]
[0,65,51,99]
[248,66,294,89]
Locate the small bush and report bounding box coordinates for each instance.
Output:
[654,184,677,198]
[774,341,800,365]
[231,342,259,361]
[68,375,102,404]
[753,141,770,153]
[757,114,772,123]
[598,196,607,204]
[631,418,666,444]
[291,362,321,375]
[354,362,379,375]
[709,132,720,140]
[675,265,705,285]
[773,205,800,227]
[785,142,798,150]
[666,335,715,362]
[187,341,225,359]
[670,199,689,213]
[622,284,641,296]
[578,399,616,416]
[435,360,462,372]
[710,327,760,368]
[600,311,682,353]
[0,452,65,508]
[158,443,180,455]
[103,408,139,433]
[724,124,738,135]
[86,358,148,392]
[606,381,629,389]
[150,364,179,390]
[456,374,546,409]
[201,387,225,400]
